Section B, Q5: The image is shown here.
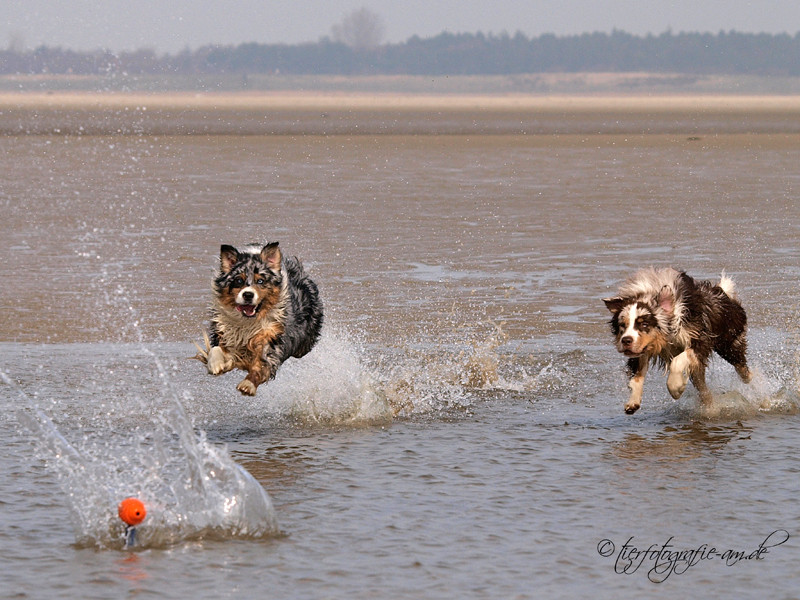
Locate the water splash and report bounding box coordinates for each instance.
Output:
[374,322,577,416]
[2,358,279,550]
[188,322,515,424]
[189,325,395,428]
[197,321,495,421]
[663,363,800,421]
[249,327,395,426]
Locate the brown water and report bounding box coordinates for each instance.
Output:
[2,110,800,597]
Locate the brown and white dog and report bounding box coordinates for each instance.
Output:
[604,267,752,414]
[194,242,323,396]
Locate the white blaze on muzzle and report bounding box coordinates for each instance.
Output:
[619,304,641,351]
[235,286,259,317]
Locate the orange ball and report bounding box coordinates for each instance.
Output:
[118,497,147,526]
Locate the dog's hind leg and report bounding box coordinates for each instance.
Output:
[716,331,752,384]
[735,363,753,384]
[624,356,649,414]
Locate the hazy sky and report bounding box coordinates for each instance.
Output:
[4,0,800,53]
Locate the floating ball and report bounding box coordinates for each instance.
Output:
[118,497,147,526]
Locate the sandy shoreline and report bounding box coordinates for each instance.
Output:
[4,90,800,110]
[3,91,800,135]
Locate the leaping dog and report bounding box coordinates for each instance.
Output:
[194,242,323,396]
[604,267,752,414]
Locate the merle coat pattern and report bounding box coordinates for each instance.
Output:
[603,267,751,414]
[195,242,323,396]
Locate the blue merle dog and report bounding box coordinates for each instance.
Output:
[194,242,323,395]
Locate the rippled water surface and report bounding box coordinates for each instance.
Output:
[2,119,800,598]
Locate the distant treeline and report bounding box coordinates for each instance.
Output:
[3,30,800,76]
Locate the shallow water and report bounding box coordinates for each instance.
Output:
[2,124,800,598]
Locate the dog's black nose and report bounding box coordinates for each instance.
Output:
[242,291,254,302]
[621,336,633,346]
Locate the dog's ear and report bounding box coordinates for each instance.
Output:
[219,245,239,274]
[656,285,674,315]
[261,242,282,272]
[603,297,625,314]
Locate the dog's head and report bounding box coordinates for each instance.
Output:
[603,286,674,357]
[213,243,283,319]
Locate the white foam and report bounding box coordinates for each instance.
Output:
[194,323,507,423]
[229,326,395,425]
[665,364,800,420]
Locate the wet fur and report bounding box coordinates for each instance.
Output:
[604,267,751,414]
[195,242,323,395]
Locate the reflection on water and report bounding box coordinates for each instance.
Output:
[612,421,753,462]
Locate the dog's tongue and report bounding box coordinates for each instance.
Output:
[237,304,257,317]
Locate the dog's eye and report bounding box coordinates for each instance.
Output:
[232,276,245,287]
[256,277,266,286]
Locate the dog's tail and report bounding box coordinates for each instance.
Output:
[718,271,738,300]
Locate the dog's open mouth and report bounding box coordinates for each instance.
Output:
[236,303,259,317]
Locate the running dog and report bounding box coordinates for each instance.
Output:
[603,267,752,414]
[194,242,323,395]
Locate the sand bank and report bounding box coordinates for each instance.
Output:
[2,91,800,135]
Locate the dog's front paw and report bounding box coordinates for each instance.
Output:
[208,346,234,375]
[624,400,641,414]
[237,379,257,396]
[667,353,690,399]
[667,369,688,399]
